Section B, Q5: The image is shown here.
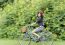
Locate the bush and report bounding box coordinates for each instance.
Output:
[0,0,65,40]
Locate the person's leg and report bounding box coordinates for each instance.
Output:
[32,26,44,38]
[32,31,40,38]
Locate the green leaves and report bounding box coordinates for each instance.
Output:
[0,0,65,40]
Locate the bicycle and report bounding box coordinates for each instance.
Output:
[18,24,54,45]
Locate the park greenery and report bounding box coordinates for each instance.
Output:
[0,0,65,40]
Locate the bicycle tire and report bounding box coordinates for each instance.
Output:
[18,32,31,45]
[38,31,54,45]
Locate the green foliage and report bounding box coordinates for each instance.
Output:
[44,0,65,40]
[0,0,65,40]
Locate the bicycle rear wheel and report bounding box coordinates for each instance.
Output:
[18,32,31,45]
[38,31,54,45]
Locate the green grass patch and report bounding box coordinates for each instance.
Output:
[0,39,65,45]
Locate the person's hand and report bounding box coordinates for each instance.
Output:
[31,22,36,26]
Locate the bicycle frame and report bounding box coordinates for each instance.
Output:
[18,25,54,45]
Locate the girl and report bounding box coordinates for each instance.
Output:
[32,10,44,41]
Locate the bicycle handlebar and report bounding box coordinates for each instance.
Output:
[25,22,36,27]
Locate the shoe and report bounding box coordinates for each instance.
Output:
[36,36,43,42]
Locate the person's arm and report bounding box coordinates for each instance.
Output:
[36,17,42,23]
[30,22,36,26]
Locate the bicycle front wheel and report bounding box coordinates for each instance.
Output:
[18,33,31,45]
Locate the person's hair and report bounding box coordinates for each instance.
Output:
[37,10,44,18]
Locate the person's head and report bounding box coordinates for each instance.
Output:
[37,10,44,17]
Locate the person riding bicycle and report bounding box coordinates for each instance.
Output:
[31,10,44,41]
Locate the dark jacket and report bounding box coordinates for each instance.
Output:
[36,17,44,26]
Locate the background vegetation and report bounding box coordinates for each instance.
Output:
[0,0,65,40]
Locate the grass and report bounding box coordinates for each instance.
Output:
[0,39,65,45]
[0,39,17,45]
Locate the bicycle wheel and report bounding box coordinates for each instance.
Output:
[38,31,54,45]
[18,32,31,45]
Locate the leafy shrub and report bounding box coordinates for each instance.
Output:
[0,0,65,40]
